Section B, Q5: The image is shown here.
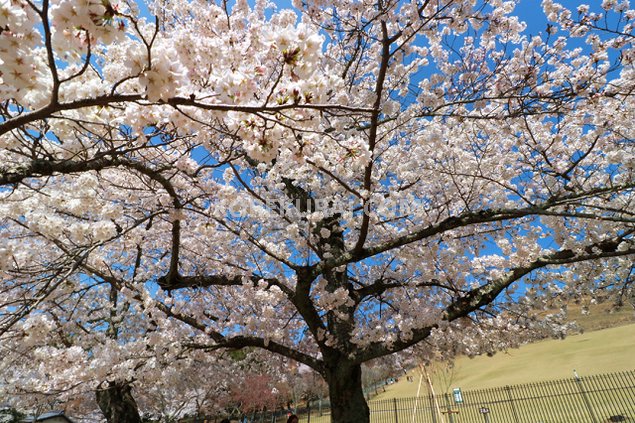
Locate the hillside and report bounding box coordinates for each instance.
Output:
[373,305,635,399]
[555,300,635,332]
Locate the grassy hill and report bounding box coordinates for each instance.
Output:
[555,300,635,332]
[373,305,635,399]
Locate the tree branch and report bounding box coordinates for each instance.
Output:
[357,235,635,362]
[312,186,635,276]
[187,336,325,373]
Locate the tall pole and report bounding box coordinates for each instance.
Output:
[411,366,424,423]
[423,364,445,423]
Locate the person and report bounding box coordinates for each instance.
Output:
[286,415,299,423]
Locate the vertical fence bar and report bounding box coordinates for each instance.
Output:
[428,393,437,423]
[511,383,531,423]
[377,400,390,423]
[575,374,599,423]
[539,380,553,422]
[594,372,615,419]
[540,379,557,422]
[623,370,635,417]
[523,380,542,423]
[531,379,548,423]
[444,393,456,423]
[505,385,520,423]
[393,398,399,423]
[605,371,630,414]
[593,373,611,420]
[472,386,488,423]
[540,379,560,423]
[566,375,590,422]
[550,379,572,422]
[612,371,633,418]
[606,372,624,418]
[616,371,635,405]
[551,381,569,418]
[515,381,533,423]
[557,377,573,422]
[472,389,491,422]
[531,380,548,422]
[561,378,579,422]
[485,387,499,422]
[377,398,383,423]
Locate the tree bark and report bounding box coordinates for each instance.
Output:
[325,360,370,423]
[95,381,142,423]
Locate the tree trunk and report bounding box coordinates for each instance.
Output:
[325,360,370,423]
[95,380,142,423]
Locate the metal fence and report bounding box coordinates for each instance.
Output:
[204,370,635,423]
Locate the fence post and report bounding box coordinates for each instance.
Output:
[307,403,311,423]
[393,398,399,423]
[444,393,456,423]
[575,373,599,423]
[505,386,520,423]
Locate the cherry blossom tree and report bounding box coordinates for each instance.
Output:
[1,0,635,422]
[0,280,240,422]
[229,372,287,416]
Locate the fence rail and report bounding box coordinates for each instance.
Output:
[198,369,635,423]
